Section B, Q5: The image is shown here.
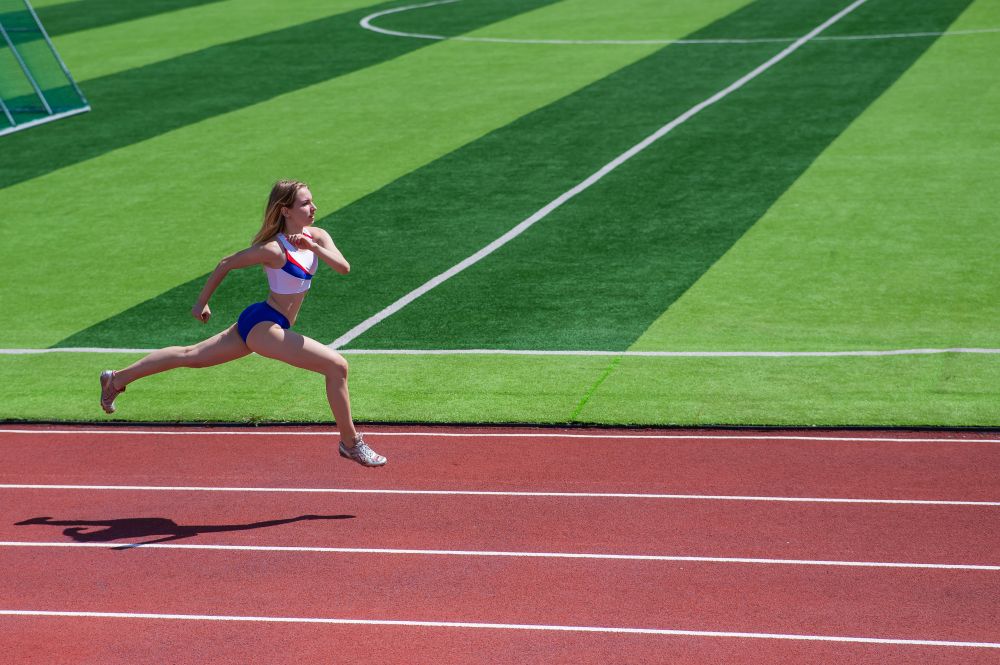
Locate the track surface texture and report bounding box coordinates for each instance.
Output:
[1,424,998,664]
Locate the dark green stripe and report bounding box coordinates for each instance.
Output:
[34,1,229,38]
[0,0,559,190]
[350,0,974,350]
[58,0,972,350]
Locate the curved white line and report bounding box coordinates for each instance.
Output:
[359,0,1000,46]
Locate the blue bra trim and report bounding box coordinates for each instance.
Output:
[281,261,313,280]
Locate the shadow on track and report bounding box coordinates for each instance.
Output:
[14,514,354,549]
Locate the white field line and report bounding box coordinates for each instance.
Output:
[331,0,872,349]
[360,0,1000,46]
[2,347,999,357]
[337,348,1000,357]
[2,610,998,648]
[2,484,998,506]
[1,541,996,571]
[2,428,998,444]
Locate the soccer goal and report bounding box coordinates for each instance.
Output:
[0,0,88,136]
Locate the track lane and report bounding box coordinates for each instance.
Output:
[4,425,998,663]
[2,426,999,500]
[1,547,997,646]
[6,616,996,665]
[3,490,998,566]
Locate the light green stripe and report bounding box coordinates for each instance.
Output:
[575,354,1000,426]
[52,0,381,82]
[629,0,1000,353]
[472,0,737,41]
[1,0,749,347]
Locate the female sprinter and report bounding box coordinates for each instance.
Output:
[98,180,386,467]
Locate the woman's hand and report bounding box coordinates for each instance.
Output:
[286,233,318,251]
[192,303,211,323]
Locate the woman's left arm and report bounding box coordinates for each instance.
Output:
[287,228,350,275]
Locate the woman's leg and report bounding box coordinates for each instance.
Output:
[101,325,251,414]
[114,326,251,387]
[246,323,384,465]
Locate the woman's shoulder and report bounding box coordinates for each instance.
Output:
[306,226,333,243]
[253,237,285,256]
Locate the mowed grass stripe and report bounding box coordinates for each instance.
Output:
[0,0,560,190]
[51,0,383,83]
[53,0,748,350]
[631,0,999,352]
[8,0,653,348]
[346,0,973,350]
[33,0,228,37]
[577,0,1000,427]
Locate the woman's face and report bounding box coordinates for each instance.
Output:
[283,187,316,227]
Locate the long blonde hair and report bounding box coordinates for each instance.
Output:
[253,179,307,245]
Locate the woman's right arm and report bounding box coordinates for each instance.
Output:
[191,243,280,322]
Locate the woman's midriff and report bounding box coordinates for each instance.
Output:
[266,291,306,327]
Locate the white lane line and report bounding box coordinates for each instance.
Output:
[339,348,1000,357]
[331,0,872,349]
[3,347,998,356]
[3,610,999,648]
[2,428,998,444]
[1,484,997,506]
[1,541,996,570]
[360,0,1000,46]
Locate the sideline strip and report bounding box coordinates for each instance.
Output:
[1,541,995,571]
[360,0,1000,46]
[2,428,998,444]
[2,610,998,648]
[2,484,997,506]
[330,0,871,349]
[4,347,998,357]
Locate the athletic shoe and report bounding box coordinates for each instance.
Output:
[339,434,387,467]
[99,370,124,414]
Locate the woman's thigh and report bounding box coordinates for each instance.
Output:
[245,323,345,374]
[184,325,252,367]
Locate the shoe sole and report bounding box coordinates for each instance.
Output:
[99,371,117,414]
[338,449,387,467]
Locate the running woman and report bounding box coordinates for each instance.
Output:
[99,180,386,467]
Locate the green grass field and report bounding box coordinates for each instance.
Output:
[2,0,998,426]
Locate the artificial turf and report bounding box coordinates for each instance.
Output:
[353,0,975,351]
[1,0,996,426]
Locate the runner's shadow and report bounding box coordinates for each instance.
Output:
[15,514,354,550]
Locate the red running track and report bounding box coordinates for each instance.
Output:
[1,425,998,664]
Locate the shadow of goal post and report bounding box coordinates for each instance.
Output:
[0,0,89,137]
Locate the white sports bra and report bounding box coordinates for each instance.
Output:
[265,233,318,295]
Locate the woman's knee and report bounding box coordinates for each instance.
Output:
[326,354,349,381]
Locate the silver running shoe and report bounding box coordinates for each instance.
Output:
[99,370,124,414]
[339,434,387,467]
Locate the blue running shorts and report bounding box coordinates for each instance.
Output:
[236,301,290,343]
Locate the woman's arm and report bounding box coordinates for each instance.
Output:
[287,227,350,275]
[191,243,282,322]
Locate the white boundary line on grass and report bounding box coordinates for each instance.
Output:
[2,347,999,357]
[2,484,998,506]
[2,429,998,444]
[1,541,996,571]
[3,347,1000,357]
[2,609,998,648]
[331,0,872,349]
[360,0,1000,46]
